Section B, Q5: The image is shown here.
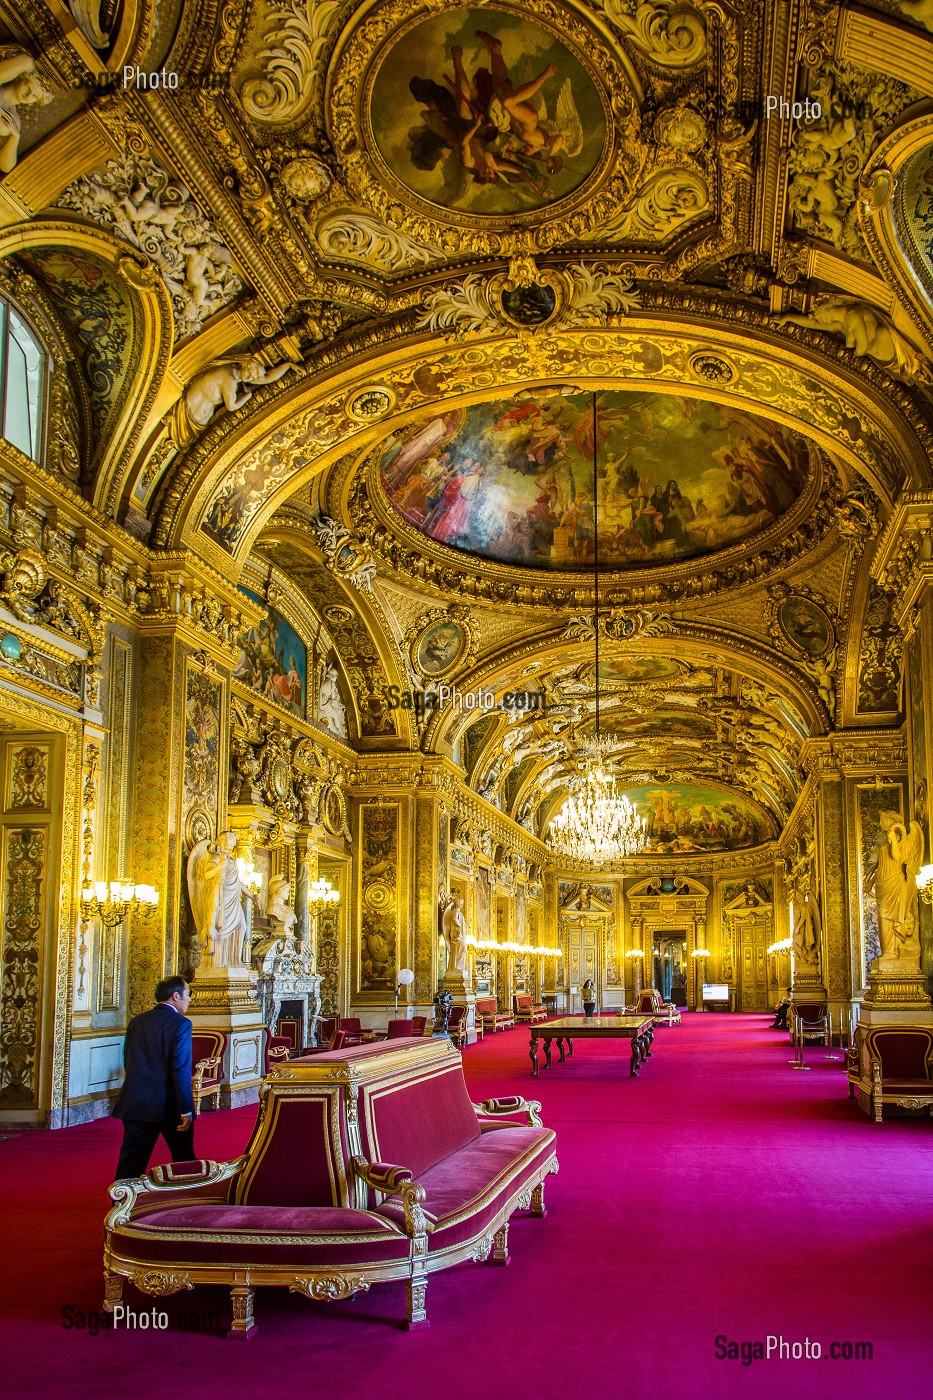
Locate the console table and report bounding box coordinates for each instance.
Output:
[529,1016,654,1078]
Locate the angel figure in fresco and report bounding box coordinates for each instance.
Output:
[406,31,582,196]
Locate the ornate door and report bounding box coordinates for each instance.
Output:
[737,912,772,1011]
[566,917,600,991]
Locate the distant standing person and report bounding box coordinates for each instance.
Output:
[112,976,195,1180]
[581,978,597,1018]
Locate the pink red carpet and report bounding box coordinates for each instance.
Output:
[1,1013,930,1400]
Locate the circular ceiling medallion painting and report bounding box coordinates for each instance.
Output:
[777,595,833,657]
[377,390,814,571]
[369,8,607,218]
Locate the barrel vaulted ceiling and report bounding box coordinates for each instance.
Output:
[1,0,931,858]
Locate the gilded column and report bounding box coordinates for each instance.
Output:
[868,495,933,1022]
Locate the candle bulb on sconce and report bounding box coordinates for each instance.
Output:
[236,858,263,898]
[309,877,340,916]
[917,865,933,904]
[80,881,159,927]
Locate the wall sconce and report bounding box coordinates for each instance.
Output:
[309,877,340,915]
[625,949,644,959]
[236,858,263,898]
[690,948,711,959]
[80,881,159,927]
[395,966,415,1015]
[767,937,793,954]
[916,865,933,905]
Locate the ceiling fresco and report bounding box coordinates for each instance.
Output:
[369,8,607,217]
[896,143,933,300]
[621,783,773,853]
[378,390,814,571]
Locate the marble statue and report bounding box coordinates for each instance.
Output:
[175,357,293,441]
[870,813,924,964]
[791,890,821,972]
[265,874,297,940]
[0,51,52,173]
[187,831,249,968]
[318,661,348,739]
[56,154,242,338]
[442,896,469,977]
[779,297,931,383]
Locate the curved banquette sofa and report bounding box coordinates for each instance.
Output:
[104,1036,558,1336]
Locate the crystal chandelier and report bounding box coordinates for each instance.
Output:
[548,394,648,864]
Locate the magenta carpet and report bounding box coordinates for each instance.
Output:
[1,1013,931,1400]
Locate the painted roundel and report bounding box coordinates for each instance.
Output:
[368,7,607,218]
[377,390,814,571]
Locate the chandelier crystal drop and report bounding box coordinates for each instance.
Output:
[549,735,647,862]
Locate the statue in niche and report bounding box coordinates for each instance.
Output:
[318,661,348,739]
[442,895,469,978]
[868,813,924,966]
[187,831,249,969]
[792,888,822,973]
[0,51,53,173]
[265,874,297,940]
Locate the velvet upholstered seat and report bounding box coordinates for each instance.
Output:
[848,1025,933,1122]
[635,990,681,1027]
[104,1037,557,1336]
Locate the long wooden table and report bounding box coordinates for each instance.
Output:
[529,1016,654,1078]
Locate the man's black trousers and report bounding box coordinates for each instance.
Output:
[115,1118,195,1179]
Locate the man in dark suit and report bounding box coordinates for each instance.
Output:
[113,975,195,1179]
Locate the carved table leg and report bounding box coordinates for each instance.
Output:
[645,1026,654,1057]
[405,1275,429,1328]
[630,1036,640,1077]
[491,1221,511,1266]
[530,1180,548,1219]
[228,1283,258,1340]
[530,1032,539,1076]
[556,1036,566,1063]
[544,1036,553,1069]
[566,1037,574,1058]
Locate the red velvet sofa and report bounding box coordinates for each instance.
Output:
[513,994,548,1024]
[847,1024,933,1122]
[103,1037,557,1335]
[475,997,514,1032]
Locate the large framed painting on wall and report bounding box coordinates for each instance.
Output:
[234,587,307,719]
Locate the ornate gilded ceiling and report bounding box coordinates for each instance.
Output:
[1,0,932,861]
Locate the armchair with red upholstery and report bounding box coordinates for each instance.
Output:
[264,1034,292,1075]
[190,1030,226,1111]
[386,1020,416,1039]
[475,997,514,1032]
[447,1004,468,1047]
[848,1024,933,1122]
[513,993,547,1025]
[792,1002,830,1048]
[634,990,681,1027]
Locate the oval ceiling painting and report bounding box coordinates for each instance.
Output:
[624,784,772,853]
[378,391,814,570]
[369,9,606,217]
